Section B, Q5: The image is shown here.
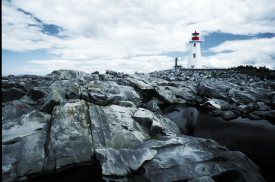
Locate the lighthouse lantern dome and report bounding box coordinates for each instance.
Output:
[191,31,200,40]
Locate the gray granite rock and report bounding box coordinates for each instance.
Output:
[95,148,156,176]
[197,81,230,100]
[208,110,223,116]
[106,70,117,76]
[119,101,135,107]
[252,110,275,120]
[40,86,66,112]
[133,137,265,182]
[88,104,150,150]
[1,69,270,181]
[204,99,231,111]
[221,110,239,120]
[44,99,95,173]
[88,81,142,106]
[19,95,38,106]
[27,87,49,101]
[155,86,179,104]
[2,100,34,125]
[248,113,262,120]
[2,87,27,102]
[2,111,51,182]
[145,99,162,114]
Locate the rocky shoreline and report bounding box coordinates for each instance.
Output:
[2,69,274,182]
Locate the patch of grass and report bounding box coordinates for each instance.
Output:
[98,101,108,106]
[152,135,161,140]
[87,85,99,88]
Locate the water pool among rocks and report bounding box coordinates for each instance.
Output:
[162,104,275,182]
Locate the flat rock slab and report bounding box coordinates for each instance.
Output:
[2,110,51,145]
[87,81,142,106]
[88,104,150,150]
[138,137,265,182]
[95,148,157,176]
[2,111,50,182]
[2,100,34,124]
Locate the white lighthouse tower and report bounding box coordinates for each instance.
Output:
[187,31,202,68]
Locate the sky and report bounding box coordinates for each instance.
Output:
[2,0,275,76]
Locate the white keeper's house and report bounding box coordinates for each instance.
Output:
[187,31,202,68]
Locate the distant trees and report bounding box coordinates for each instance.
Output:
[230,65,270,72]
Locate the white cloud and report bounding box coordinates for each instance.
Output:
[27,56,174,75]
[203,37,275,69]
[2,0,275,74]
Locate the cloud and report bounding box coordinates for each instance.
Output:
[2,0,275,74]
[203,37,275,69]
[27,56,174,75]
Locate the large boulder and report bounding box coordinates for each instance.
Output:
[88,81,142,106]
[132,108,181,136]
[27,87,49,101]
[51,70,91,82]
[203,98,231,111]
[40,86,66,112]
[145,99,162,114]
[2,100,34,125]
[197,81,230,100]
[19,95,38,106]
[155,86,179,104]
[2,87,27,102]
[88,104,150,150]
[2,110,51,145]
[50,80,81,99]
[233,87,269,105]
[2,111,51,182]
[43,99,95,173]
[79,86,93,102]
[169,86,196,101]
[135,137,265,182]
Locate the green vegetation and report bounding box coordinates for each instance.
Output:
[231,65,272,73]
[98,101,108,106]
[236,71,275,80]
[87,85,99,88]
[152,135,161,140]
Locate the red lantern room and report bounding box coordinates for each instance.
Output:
[192,31,199,40]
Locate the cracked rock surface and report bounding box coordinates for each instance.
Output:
[2,69,272,182]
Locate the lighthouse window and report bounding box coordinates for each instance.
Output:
[193,54,196,58]
[194,43,196,47]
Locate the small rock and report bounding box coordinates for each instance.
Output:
[248,114,262,120]
[145,99,162,114]
[92,71,99,74]
[221,110,239,120]
[119,101,135,107]
[208,110,223,116]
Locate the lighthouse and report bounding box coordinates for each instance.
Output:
[187,31,202,68]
